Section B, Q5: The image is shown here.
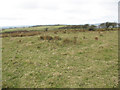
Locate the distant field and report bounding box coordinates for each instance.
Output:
[1,25,117,34]
[2,29,118,88]
[1,25,65,33]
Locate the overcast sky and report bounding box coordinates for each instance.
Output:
[0,0,119,26]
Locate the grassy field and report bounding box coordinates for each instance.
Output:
[2,30,118,88]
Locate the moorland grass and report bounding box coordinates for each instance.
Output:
[2,30,118,88]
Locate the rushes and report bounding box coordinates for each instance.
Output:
[39,35,79,45]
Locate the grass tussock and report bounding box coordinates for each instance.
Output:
[40,35,53,40]
[63,38,71,44]
[95,36,98,40]
[54,36,61,40]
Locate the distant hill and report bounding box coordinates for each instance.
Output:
[1,25,34,29]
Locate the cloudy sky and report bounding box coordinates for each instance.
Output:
[0,0,119,26]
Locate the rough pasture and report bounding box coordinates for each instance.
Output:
[2,29,118,88]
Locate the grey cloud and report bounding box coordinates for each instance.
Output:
[18,0,59,11]
[18,0,39,9]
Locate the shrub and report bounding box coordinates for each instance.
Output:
[89,28,95,31]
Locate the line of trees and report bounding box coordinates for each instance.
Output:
[99,22,117,29]
[59,22,118,31]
